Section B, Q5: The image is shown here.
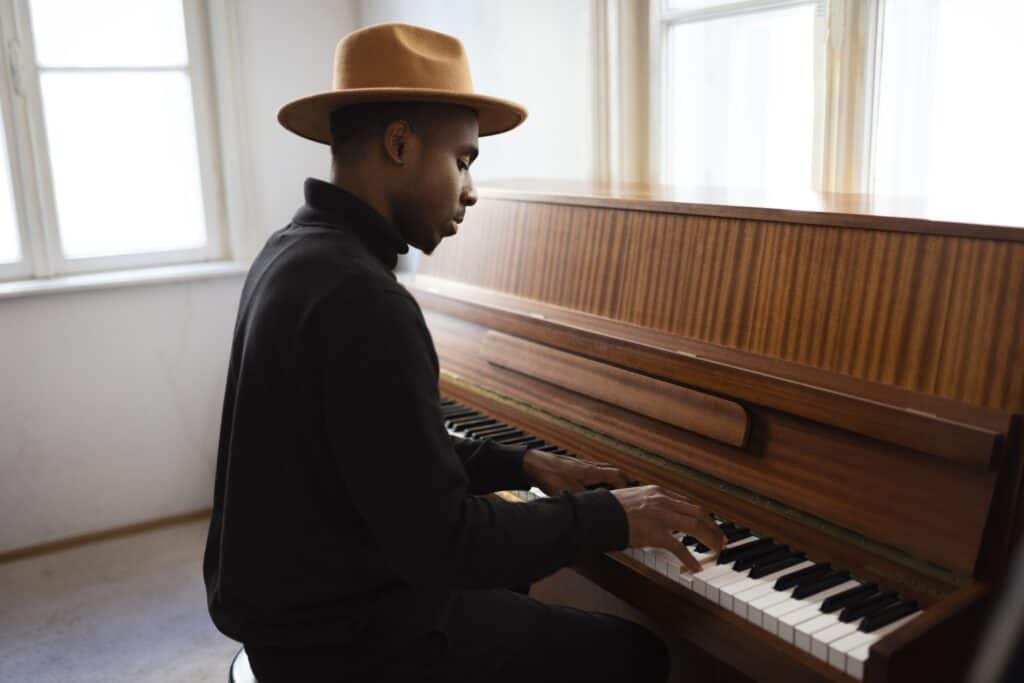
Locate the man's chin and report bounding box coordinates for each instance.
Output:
[415,237,440,255]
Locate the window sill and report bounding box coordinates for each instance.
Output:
[0,261,249,302]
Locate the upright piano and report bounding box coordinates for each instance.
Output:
[400,180,1024,682]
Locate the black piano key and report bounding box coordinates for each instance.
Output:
[724,528,753,545]
[748,553,806,579]
[446,414,486,428]
[466,425,514,438]
[791,571,851,599]
[469,431,518,442]
[858,600,919,633]
[468,425,515,437]
[537,445,561,452]
[456,417,498,429]
[697,529,750,554]
[717,522,737,533]
[775,563,832,591]
[820,583,879,613]
[718,538,776,565]
[518,439,546,449]
[478,428,522,439]
[734,546,792,572]
[682,535,698,547]
[499,435,538,445]
[553,448,570,455]
[490,433,528,444]
[839,591,900,623]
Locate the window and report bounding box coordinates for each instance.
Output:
[0,0,225,282]
[659,1,822,191]
[648,0,1024,219]
[872,0,1024,221]
[0,98,20,265]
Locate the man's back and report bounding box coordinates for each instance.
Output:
[203,178,440,647]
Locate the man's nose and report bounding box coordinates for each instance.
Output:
[462,179,478,207]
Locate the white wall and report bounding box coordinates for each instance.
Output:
[0,278,241,552]
[1,1,595,554]
[360,0,596,184]
[231,0,362,260]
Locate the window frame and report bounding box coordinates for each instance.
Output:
[634,0,883,192]
[0,0,228,283]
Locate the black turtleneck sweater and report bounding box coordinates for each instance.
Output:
[203,177,629,648]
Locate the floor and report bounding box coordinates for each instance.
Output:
[0,517,696,683]
[0,518,237,683]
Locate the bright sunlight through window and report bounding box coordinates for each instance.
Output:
[664,3,818,192]
[28,0,207,260]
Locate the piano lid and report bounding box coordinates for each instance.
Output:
[475,179,1024,243]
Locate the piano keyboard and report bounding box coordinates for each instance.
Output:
[443,399,923,681]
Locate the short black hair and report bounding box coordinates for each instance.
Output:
[328,101,474,173]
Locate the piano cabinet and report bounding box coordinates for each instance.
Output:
[410,181,1024,683]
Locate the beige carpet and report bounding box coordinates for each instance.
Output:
[0,518,237,683]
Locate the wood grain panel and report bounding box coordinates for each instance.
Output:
[428,311,996,577]
[420,199,1024,412]
[481,331,750,447]
[408,275,1005,469]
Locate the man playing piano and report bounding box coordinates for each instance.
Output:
[204,23,726,682]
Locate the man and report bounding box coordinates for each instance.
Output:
[204,23,725,682]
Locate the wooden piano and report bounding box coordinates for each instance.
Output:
[400,180,1024,682]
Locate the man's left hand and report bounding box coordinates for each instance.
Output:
[522,449,632,495]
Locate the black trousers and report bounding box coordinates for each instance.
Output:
[245,588,669,682]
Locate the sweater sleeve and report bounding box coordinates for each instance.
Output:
[318,287,629,589]
[450,435,532,494]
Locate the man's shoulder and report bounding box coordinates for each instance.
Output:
[248,222,403,303]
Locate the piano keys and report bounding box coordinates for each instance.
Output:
[444,399,923,681]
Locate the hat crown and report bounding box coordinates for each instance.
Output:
[333,23,475,93]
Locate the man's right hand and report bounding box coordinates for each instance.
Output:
[610,485,727,573]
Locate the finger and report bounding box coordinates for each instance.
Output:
[586,465,631,489]
[661,488,710,516]
[653,493,705,520]
[660,533,702,573]
[658,494,723,543]
[668,510,727,553]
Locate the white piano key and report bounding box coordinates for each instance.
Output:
[829,612,920,675]
[811,621,862,661]
[719,561,815,614]
[704,566,752,603]
[690,537,758,597]
[692,563,743,598]
[746,587,799,627]
[794,613,843,652]
[846,644,872,680]
[657,550,694,588]
[762,580,860,636]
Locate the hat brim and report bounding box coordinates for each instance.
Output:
[278,88,528,144]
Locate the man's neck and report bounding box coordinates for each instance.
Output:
[330,173,396,225]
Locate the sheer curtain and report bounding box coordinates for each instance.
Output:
[663,2,821,192]
[872,0,1024,219]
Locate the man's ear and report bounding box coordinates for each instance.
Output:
[383,120,413,166]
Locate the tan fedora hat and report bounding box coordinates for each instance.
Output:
[278,23,528,145]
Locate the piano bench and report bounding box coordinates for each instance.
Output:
[229,647,257,683]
